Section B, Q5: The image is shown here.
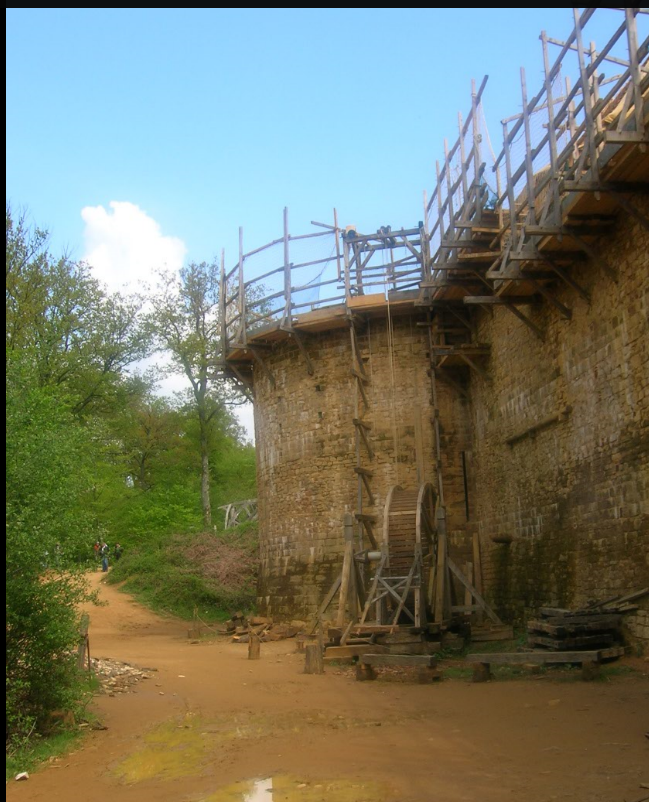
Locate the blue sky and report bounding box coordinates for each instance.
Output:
[6,8,644,435]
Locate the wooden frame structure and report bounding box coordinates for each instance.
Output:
[220,9,647,368]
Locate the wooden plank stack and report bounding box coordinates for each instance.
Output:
[225,613,302,644]
[527,588,647,651]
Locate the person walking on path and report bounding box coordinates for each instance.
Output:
[100,541,109,572]
[114,543,123,562]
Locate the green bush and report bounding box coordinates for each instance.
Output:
[6,358,96,746]
[107,524,259,621]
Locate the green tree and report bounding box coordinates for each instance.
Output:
[6,354,97,743]
[6,205,149,416]
[147,262,238,528]
[5,204,150,745]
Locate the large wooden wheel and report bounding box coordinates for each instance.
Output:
[379,483,437,625]
[383,483,437,575]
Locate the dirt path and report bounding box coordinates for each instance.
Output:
[7,571,649,802]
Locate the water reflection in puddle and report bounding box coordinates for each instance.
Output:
[243,777,272,801]
[201,774,388,801]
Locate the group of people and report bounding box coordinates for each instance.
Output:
[93,540,123,572]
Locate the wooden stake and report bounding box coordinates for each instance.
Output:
[304,644,324,674]
[472,531,484,625]
[433,508,448,624]
[337,515,355,627]
[248,633,261,660]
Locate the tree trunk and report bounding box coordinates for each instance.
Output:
[200,429,211,528]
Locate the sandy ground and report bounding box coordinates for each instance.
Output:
[6,570,649,802]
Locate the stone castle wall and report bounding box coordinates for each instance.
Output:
[251,202,649,642]
[253,316,472,619]
[467,199,649,642]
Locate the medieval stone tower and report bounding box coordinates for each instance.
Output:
[219,10,649,643]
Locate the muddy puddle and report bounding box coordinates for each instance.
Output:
[199,774,390,801]
[114,709,423,784]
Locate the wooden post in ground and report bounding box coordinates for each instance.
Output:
[472,530,484,625]
[434,507,449,624]
[77,613,90,671]
[337,513,355,627]
[464,562,473,610]
[248,633,261,660]
[304,644,324,674]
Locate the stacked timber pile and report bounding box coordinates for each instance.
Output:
[226,612,304,644]
[527,589,647,651]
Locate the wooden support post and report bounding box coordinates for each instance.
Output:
[334,208,342,282]
[283,206,292,323]
[250,347,276,388]
[443,139,457,246]
[581,660,600,681]
[472,531,484,625]
[573,7,599,184]
[219,251,228,361]
[458,110,470,217]
[248,633,261,660]
[77,613,90,671]
[463,562,473,610]
[304,644,324,674]
[520,67,537,225]
[433,507,448,624]
[343,236,351,299]
[503,303,544,341]
[625,8,644,136]
[435,161,449,266]
[471,77,483,223]
[289,328,314,375]
[238,227,247,344]
[472,662,491,682]
[541,31,560,226]
[526,278,572,319]
[307,574,342,634]
[337,514,354,627]
[355,662,377,681]
[447,557,503,625]
[502,120,520,252]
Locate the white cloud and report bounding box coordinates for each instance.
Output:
[81,201,186,293]
[80,200,256,443]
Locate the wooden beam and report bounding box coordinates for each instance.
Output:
[249,347,276,389]
[307,573,342,634]
[538,258,591,303]
[337,536,354,628]
[447,557,502,625]
[463,296,535,305]
[458,353,491,381]
[501,303,544,341]
[526,278,573,319]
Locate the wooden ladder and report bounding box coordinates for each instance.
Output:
[349,318,378,552]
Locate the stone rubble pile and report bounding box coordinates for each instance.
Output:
[90,657,156,695]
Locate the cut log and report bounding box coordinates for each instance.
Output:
[304,644,324,675]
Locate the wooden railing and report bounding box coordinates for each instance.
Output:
[218,8,647,355]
